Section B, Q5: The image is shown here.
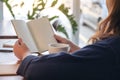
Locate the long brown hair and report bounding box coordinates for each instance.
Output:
[90,0,120,43]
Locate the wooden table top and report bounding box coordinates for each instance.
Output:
[0,76,24,80]
[0,52,19,76]
[0,52,24,80]
[0,20,24,80]
[0,44,23,80]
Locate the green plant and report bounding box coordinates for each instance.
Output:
[0,0,15,18]
[1,0,78,38]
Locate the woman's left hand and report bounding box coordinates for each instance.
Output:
[54,35,80,53]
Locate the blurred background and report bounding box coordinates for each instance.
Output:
[0,0,108,47]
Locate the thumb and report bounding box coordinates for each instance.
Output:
[54,34,65,40]
[54,35,64,42]
[18,38,23,45]
[19,38,22,42]
[54,34,68,43]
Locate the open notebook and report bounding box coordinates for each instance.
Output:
[11,17,57,54]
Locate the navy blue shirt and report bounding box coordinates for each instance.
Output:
[17,36,120,80]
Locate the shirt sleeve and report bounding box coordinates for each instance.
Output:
[17,42,115,80]
[17,55,38,76]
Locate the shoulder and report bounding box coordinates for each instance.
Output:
[81,36,120,53]
[97,36,120,45]
[96,36,120,53]
[73,36,120,62]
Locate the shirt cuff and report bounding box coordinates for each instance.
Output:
[17,55,37,76]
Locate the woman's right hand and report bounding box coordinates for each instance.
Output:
[13,38,30,60]
[54,35,80,53]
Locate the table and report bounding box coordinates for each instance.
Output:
[0,76,24,80]
[0,20,24,80]
[0,20,49,80]
[0,52,24,80]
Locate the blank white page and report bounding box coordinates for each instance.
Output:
[11,20,38,52]
[27,17,57,53]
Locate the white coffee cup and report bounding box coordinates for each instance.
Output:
[48,43,70,54]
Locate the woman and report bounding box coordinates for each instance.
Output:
[14,0,120,80]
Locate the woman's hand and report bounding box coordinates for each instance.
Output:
[13,38,30,60]
[54,35,80,53]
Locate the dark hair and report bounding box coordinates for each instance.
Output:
[89,0,120,43]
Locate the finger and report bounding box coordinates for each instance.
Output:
[14,40,18,46]
[54,34,65,42]
[18,38,28,48]
[18,38,23,45]
[19,38,22,42]
[17,40,22,46]
[14,40,21,48]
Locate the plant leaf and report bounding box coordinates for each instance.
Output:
[51,0,58,7]
[59,4,78,35]
[57,25,69,38]
[20,1,24,7]
[49,16,59,21]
